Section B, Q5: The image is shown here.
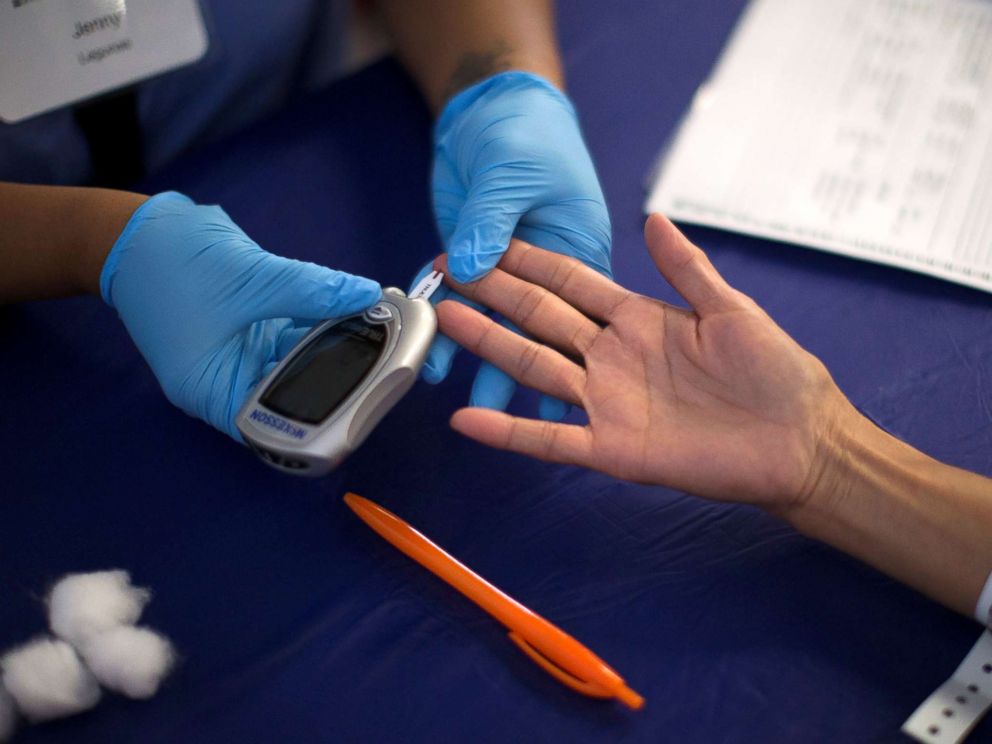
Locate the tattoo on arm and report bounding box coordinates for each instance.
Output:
[443,40,515,103]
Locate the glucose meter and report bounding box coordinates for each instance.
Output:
[236,272,443,476]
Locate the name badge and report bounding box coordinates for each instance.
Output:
[0,0,209,124]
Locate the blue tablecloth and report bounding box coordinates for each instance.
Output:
[3,2,991,742]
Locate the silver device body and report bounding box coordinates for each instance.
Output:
[236,287,436,477]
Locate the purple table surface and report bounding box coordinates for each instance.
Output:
[2,2,990,742]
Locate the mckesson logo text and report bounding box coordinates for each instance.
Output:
[249,409,306,439]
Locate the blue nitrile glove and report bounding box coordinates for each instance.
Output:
[101,192,381,440]
[420,71,611,419]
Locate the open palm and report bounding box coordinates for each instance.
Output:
[435,215,851,508]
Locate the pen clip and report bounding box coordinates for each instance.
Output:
[508,631,613,699]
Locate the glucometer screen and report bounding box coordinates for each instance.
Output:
[260,319,387,424]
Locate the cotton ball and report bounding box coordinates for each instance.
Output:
[48,570,150,647]
[0,638,101,722]
[0,682,17,741]
[81,626,175,699]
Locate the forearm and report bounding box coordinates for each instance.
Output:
[0,183,146,304]
[785,405,992,618]
[377,0,564,112]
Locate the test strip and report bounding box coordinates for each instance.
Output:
[410,270,444,301]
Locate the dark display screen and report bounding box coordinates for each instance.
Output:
[261,319,387,424]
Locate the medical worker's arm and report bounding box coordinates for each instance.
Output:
[0,183,381,440]
[0,183,145,302]
[378,1,611,420]
[377,1,563,112]
[434,214,992,619]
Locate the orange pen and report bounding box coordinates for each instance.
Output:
[343,492,644,710]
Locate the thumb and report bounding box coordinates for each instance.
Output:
[447,191,524,283]
[243,255,381,322]
[644,213,739,317]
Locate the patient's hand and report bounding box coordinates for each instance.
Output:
[435,214,854,508]
[438,214,992,618]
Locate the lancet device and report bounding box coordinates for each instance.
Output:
[236,272,443,476]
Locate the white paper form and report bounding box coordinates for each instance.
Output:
[646,0,992,293]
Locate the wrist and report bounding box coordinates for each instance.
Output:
[98,191,197,307]
[781,401,992,616]
[76,189,148,298]
[438,40,564,112]
[435,70,574,140]
[792,401,879,517]
[781,401,920,533]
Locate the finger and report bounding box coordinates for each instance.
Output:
[246,257,381,322]
[411,261,487,316]
[435,253,601,360]
[431,150,463,245]
[450,408,593,466]
[468,322,573,419]
[437,301,585,406]
[275,325,312,359]
[446,185,524,282]
[422,333,462,385]
[229,322,313,442]
[643,213,742,317]
[488,241,633,324]
[260,360,279,381]
[513,202,613,279]
[410,260,489,385]
[225,320,288,443]
[468,319,535,411]
[469,360,517,410]
[538,395,570,422]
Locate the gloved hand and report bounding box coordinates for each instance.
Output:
[420,71,611,419]
[101,192,381,440]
